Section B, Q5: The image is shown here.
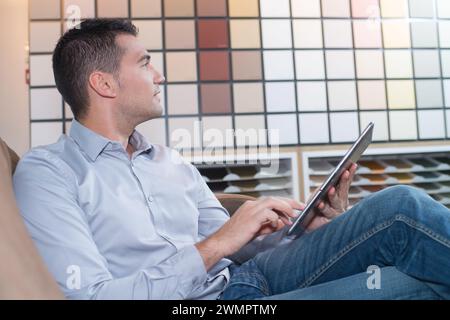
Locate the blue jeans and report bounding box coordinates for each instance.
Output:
[219,185,450,300]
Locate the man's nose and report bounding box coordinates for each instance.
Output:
[153,69,165,84]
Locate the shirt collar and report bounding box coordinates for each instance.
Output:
[69,120,153,162]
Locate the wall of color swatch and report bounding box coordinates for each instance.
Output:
[28,0,450,149]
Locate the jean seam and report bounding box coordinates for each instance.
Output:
[299,213,450,289]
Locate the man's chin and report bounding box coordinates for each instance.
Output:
[146,105,163,120]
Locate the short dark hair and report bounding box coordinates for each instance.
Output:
[52,19,138,120]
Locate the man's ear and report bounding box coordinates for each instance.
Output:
[88,71,118,99]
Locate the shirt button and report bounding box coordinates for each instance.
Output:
[147,195,154,203]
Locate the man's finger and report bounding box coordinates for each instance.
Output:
[317,201,339,219]
[277,197,305,211]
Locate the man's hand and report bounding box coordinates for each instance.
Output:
[195,196,302,270]
[306,163,358,231]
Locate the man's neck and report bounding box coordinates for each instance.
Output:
[78,115,135,157]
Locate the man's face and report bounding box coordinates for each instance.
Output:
[114,34,165,124]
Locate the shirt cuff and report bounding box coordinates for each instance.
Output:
[175,245,209,296]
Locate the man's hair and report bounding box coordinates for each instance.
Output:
[52,19,138,120]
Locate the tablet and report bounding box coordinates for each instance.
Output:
[286,122,374,238]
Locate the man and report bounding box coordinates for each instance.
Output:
[14,19,450,300]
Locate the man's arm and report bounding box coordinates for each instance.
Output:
[193,163,358,271]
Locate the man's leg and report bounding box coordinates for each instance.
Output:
[259,267,442,300]
[221,185,450,299]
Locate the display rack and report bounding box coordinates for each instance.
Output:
[187,152,300,200]
[302,145,450,208]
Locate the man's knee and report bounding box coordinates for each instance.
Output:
[382,185,427,199]
[356,185,430,221]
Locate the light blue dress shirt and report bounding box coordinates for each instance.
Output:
[13,120,288,300]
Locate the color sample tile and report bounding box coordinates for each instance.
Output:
[28,0,450,149]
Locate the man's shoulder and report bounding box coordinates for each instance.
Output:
[16,135,76,177]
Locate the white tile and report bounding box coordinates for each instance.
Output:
[413,50,441,78]
[411,21,438,48]
[357,80,387,110]
[322,0,350,17]
[30,22,61,53]
[31,122,63,147]
[293,19,323,48]
[133,20,163,50]
[263,51,294,80]
[136,118,167,146]
[329,112,359,143]
[443,80,450,107]
[389,111,418,140]
[265,82,296,112]
[447,110,450,137]
[409,0,435,18]
[359,111,389,141]
[323,20,353,48]
[30,88,62,120]
[382,20,411,48]
[235,115,267,146]
[260,0,290,17]
[328,81,358,111]
[384,50,413,78]
[437,0,450,18]
[416,80,443,109]
[418,110,446,139]
[233,83,265,113]
[440,51,450,77]
[297,81,327,111]
[30,55,55,86]
[202,116,234,148]
[439,21,450,48]
[298,113,329,144]
[267,114,298,145]
[295,50,325,79]
[291,0,321,17]
[261,20,292,49]
[380,0,409,18]
[169,117,201,149]
[355,50,385,78]
[325,50,355,79]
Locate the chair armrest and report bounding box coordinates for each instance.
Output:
[215,193,256,216]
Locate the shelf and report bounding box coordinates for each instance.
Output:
[303,147,450,209]
[190,152,299,201]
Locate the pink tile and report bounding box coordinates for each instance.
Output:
[353,20,383,48]
[351,0,380,18]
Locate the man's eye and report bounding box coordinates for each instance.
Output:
[142,62,150,68]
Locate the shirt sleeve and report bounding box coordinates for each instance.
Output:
[13,150,207,300]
